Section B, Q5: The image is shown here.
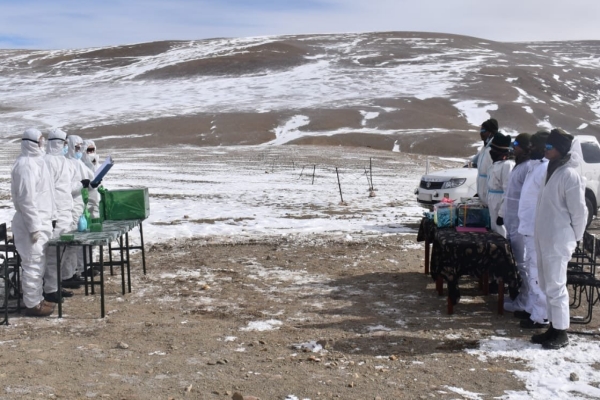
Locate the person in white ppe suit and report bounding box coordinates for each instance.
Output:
[82,139,99,171]
[513,131,550,328]
[81,139,101,218]
[65,135,100,278]
[500,133,536,324]
[486,133,514,237]
[43,128,87,300]
[475,118,499,206]
[11,128,56,316]
[532,129,587,350]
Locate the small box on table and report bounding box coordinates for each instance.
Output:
[457,203,490,228]
[100,187,150,221]
[433,203,457,228]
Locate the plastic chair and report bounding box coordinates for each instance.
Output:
[0,223,22,324]
[568,231,600,324]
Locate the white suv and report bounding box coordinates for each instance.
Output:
[572,135,600,227]
[415,135,600,226]
[415,167,476,206]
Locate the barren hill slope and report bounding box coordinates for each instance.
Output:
[0,31,599,156]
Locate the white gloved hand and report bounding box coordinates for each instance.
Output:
[31,231,42,242]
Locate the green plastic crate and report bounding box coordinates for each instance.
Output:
[100,187,150,221]
[60,234,75,242]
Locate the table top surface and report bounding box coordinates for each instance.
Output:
[47,219,141,246]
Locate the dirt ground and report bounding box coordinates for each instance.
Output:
[5,232,597,399]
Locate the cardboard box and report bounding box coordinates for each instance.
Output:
[100,187,150,221]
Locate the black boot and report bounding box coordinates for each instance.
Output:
[513,310,531,320]
[542,329,569,350]
[43,292,64,303]
[488,280,498,295]
[62,274,84,289]
[531,324,555,344]
[81,267,98,278]
[520,318,549,329]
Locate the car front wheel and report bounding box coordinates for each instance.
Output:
[585,196,594,228]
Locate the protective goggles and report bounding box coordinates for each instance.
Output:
[86,147,96,153]
[480,128,487,134]
[22,137,46,148]
[545,144,554,150]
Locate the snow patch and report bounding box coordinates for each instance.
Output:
[454,100,498,127]
[240,319,283,332]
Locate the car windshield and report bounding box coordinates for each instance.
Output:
[581,142,600,164]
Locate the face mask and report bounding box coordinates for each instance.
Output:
[62,146,68,155]
[75,151,83,160]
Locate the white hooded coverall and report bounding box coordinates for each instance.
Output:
[517,158,549,323]
[486,159,514,237]
[501,160,530,313]
[476,139,493,206]
[65,135,90,274]
[44,129,82,286]
[534,152,587,330]
[81,139,100,218]
[11,128,55,308]
[82,139,99,171]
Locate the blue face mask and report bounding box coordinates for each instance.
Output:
[74,151,83,160]
[62,147,68,155]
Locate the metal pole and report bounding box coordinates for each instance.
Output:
[369,158,373,190]
[336,168,344,203]
[311,165,316,185]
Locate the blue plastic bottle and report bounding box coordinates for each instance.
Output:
[77,215,88,232]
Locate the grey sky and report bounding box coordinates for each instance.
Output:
[1,0,599,49]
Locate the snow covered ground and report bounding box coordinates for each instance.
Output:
[1,142,599,398]
[0,143,433,244]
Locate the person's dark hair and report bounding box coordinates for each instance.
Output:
[531,130,550,148]
[514,133,532,151]
[481,118,499,134]
[490,132,511,153]
[547,128,574,156]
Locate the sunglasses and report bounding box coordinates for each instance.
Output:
[545,144,554,150]
[480,129,487,134]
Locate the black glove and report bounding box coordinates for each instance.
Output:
[90,179,101,189]
[52,220,57,229]
[496,216,504,226]
[81,179,90,188]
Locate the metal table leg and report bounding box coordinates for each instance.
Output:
[108,241,114,276]
[119,235,126,295]
[139,221,146,275]
[125,232,131,293]
[100,245,105,318]
[57,245,62,318]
